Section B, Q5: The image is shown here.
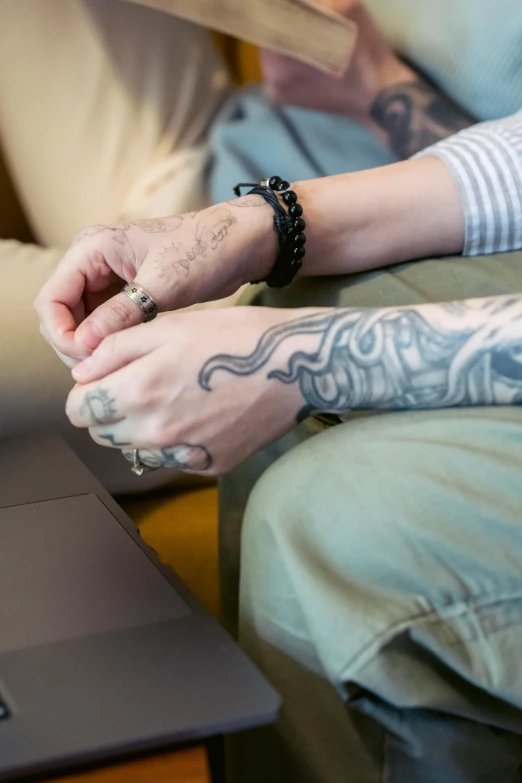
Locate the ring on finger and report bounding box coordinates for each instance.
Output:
[130,448,160,476]
[121,283,159,322]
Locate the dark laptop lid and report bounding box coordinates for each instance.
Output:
[0,435,279,781]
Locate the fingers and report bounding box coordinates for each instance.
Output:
[72,218,186,356]
[35,207,243,363]
[67,352,214,475]
[35,220,151,359]
[66,383,124,429]
[120,445,212,472]
[71,319,165,384]
[52,344,81,369]
[34,264,89,358]
[69,206,243,354]
[89,422,134,450]
[86,420,213,474]
[100,440,212,473]
[73,290,145,356]
[35,233,128,359]
[66,342,163,429]
[72,254,178,355]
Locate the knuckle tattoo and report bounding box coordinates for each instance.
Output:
[80,387,119,426]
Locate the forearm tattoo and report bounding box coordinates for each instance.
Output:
[200,297,522,420]
[370,78,475,159]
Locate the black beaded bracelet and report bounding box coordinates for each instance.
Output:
[233,175,306,288]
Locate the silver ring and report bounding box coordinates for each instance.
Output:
[121,283,159,322]
[130,449,159,476]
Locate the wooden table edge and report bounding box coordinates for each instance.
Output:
[37,744,211,783]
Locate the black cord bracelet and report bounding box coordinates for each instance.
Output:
[234,175,306,288]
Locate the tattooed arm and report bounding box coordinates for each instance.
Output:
[261,1,474,159]
[69,296,522,475]
[36,109,522,361]
[370,77,474,160]
[200,297,522,420]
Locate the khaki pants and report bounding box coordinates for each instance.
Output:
[0,0,231,493]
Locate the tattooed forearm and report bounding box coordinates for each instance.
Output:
[200,296,522,420]
[123,444,212,471]
[370,78,475,159]
[155,207,237,277]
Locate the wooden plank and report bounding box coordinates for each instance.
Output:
[45,746,211,783]
[123,0,357,75]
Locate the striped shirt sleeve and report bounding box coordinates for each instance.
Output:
[415,111,522,257]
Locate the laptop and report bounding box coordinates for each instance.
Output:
[0,434,279,781]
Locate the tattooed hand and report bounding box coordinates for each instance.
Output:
[67,296,522,475]
[261,0,473,157]
[67,307,305,475]
[261,1,411,124]
[34,201,275,363]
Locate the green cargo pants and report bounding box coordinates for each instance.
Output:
[220,249,522,783]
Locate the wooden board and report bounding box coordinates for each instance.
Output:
[123,0,357,75]
[44,747,210,783]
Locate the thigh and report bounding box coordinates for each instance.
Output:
[238,406,522,782]
[0,0,229,246]
[241,407,522,695]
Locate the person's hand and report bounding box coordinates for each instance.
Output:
[261,0,474,158]
[65,306,320,475]
[260,0,413,127]
[34,202,275,363]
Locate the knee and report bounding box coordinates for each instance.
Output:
[240,424,405,678]
[240,448,328,673]
[241,440,324,574]
[240,417,434,601]
[240,426,377,622]
[242,424,379,566]
[240,419,452,682]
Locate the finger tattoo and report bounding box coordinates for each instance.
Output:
[81,388,120,425]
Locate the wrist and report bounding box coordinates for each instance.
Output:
[231,181,310,288]
[289,157,465,278]
[228,196,279,285]
[358,59,417,143]
[369,70,475,160]
[290,177,358,276]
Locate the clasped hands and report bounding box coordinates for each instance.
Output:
[34,0,411,474]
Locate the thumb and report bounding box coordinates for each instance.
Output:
[74,277,161,355]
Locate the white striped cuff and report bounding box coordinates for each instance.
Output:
[415,112,522,257]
